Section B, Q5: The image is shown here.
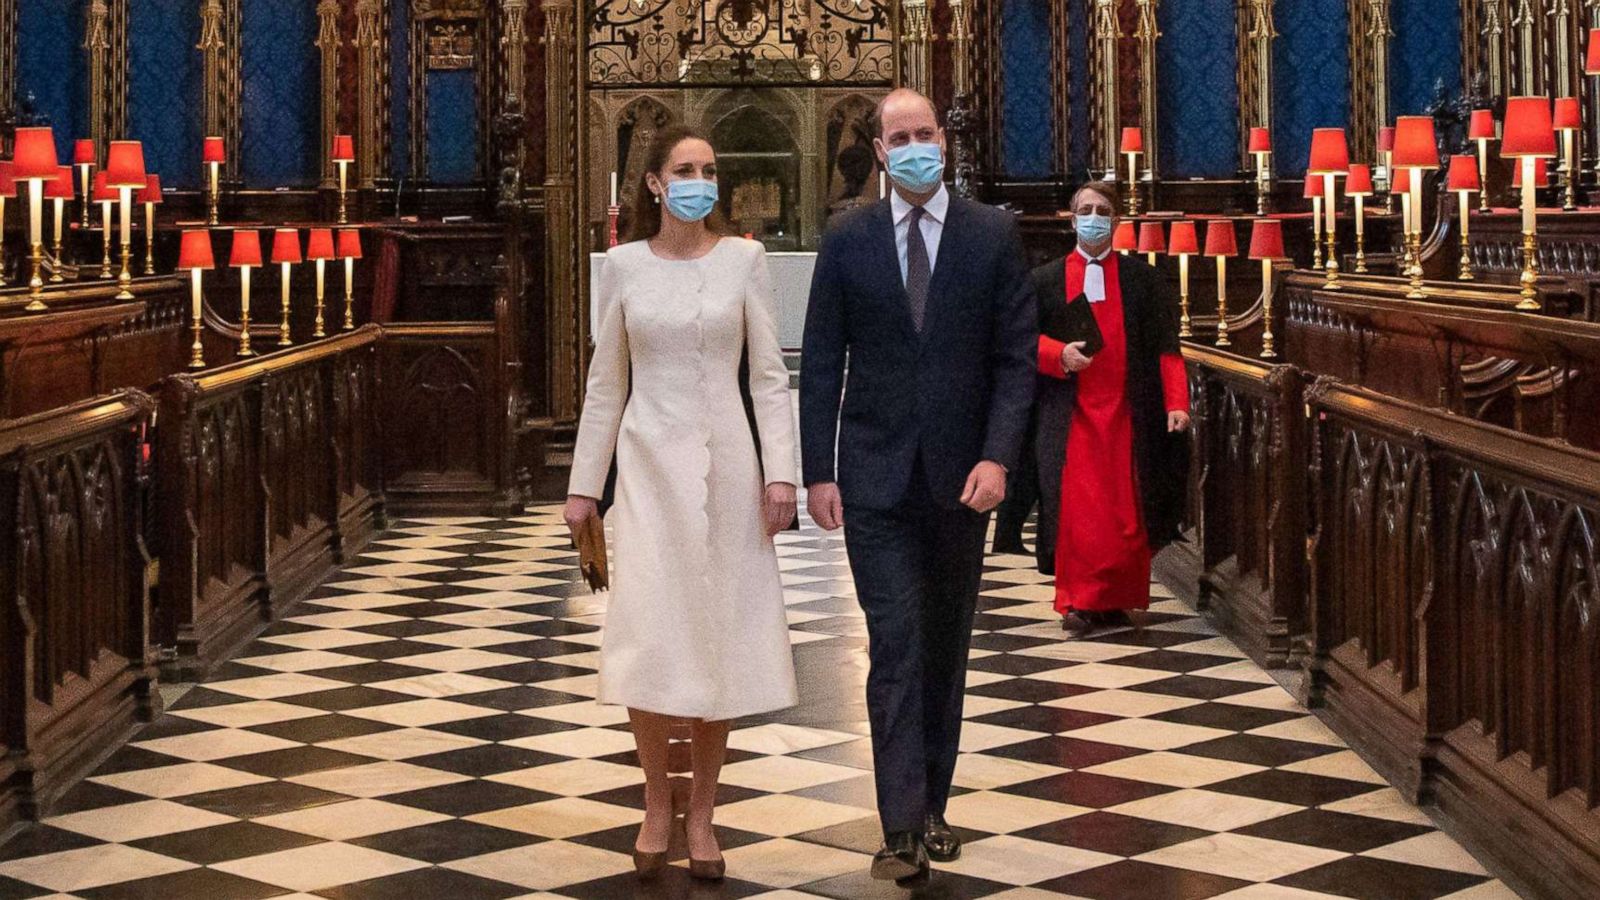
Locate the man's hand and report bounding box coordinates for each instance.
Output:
[563,495,599,531]
[1167,411,1191,433]
[807,482,844,531]
[960,461,1008,513]
[763,483,798,537]
[1061,340,1093,373]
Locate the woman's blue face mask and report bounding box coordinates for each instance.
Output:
[664,178,719,223]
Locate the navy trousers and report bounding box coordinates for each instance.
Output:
[843,465,990,836]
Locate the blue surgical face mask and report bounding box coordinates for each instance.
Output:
[1075,213,1114,244]
[664,178,718,223]
[885,142,945,193]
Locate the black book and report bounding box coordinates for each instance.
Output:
[1042,291,1105,358]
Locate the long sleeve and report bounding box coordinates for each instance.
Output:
[1160,353,1189,413]
[981,216,1037,470]
[1039,335,1068,379]
[568,257,630,499]
[744,247,798,486]
[799,227,847,486]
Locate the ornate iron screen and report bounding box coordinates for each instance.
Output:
[587,0,895,87]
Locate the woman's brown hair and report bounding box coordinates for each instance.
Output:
[623,124,732,243]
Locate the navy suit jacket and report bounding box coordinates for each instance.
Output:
[799,196,1035,510]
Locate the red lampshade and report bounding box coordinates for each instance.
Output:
[1344,163,1374,196]
[12,126,60,180]
[1588,28,1600,75]
[331,134,355,162]
[1112,220,1137,251]
[1446,154,1480,193]
[1137,221,1165,254]
[104,140,147,189]
[1392,116,1438,169]
[1376,127,1396,153]
[1554,96,1582,131]
[137,173,164,205]
[1392,167,1412,193]
[1204,219,1238,257]
[1511,156,1550,188]
[1469,109,1496,140]
[0,161,16,198]
[91,171,115,203]
[177,229,215,270]
[1307,128,1350,174]
[73,139,95,165]
[1501,96,1557,158]
[1168,220,1199,255]
[230,229,263,267]
[1120,127,1144,154]
[202,136,226,164]
[1248,127,1271,154]
[337,228,363,260]
[43,165,75,200]
[1248,219,1285,260]
[306,228,337,260]
[1303,177,1323,199]
[271,228,302,264]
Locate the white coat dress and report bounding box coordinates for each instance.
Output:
[568,237,799,721]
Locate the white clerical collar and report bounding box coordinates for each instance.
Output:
[891,183,949,225]
[1076,245,1111,264]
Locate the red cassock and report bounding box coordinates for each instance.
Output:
[1037,252,1188,614]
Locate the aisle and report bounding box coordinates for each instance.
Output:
[0,508,1515,899]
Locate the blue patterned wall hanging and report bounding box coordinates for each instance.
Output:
[392,4,411,180]
[1000,0,1054,179]
[427,70,477,184]
[1275,0,1349,176]
[1067,0,1090,179]
[240,0,320,186]
[1391,0,1461,117]
[16,0,89,160]
[1157,0,1238,178]
[128,0,202,189]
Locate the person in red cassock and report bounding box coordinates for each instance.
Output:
[1028,182,1191,638]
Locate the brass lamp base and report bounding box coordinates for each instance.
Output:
[1516,231,1540,311]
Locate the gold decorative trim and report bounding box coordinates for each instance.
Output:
[1510,0,1544,95]
[0,0,15,123]
[198,0,225,157]
[1134,0,1160,181]
[222,0,242,180]
[110,0,127,139]
[317,0,342,189]
[1049,0,1071,177]
[901,0,931,96]
[357,0,382,190]
[86,1,110,149]
[1091,0,1121,181]
[378,0,393,181]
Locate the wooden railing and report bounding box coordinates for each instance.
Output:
[155,329,383,678]
[1174,270,1600,897]
[0,391,159,824]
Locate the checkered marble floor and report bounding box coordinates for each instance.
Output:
[0,507,1519,899]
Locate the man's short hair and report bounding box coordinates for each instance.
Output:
[871,89,940,139]
[1070,181,1120,212]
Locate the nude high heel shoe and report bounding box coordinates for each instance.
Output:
[633,849,667,879]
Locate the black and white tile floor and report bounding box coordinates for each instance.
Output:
[0,508,1519,899]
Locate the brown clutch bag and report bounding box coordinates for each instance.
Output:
[571,515,609,592]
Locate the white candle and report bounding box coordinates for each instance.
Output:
[101,201,112,256]
[1459,191,1470,240]
[316,258,326,300]
[209,161,219,195]
[190,268,203,321]
[28,179,43,248]
[1521,157,1536,234]
[609,170,618,207]
[1410,171,1423,239]
[338,160,347,195]
[1355,195,1365,240]
[1401,191,1412,238]
[78,164,91,204]
[1178,253,1189,298]
[240,264,251,319]
[1216,256,1227,307]
[145,203,155,252]
[119,187,133,250]
[52,198,63,245]
[1476,138,1489,191]
[281,262,292,312]
[344,256,354,302]
[1323,174,1337,237]
[1262,258,1273,304]
[1311,196,1322,244]
[1127,152,1138,188]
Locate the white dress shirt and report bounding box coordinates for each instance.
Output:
[1076,244,1111,302]
[891,184,949,286]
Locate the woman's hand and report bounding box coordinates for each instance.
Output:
[1060,341,1093,373]
[763,483,798,537]
[1167,411,1191,433]
[564,495,600,532]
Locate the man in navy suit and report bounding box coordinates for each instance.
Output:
[800,88,1034,883]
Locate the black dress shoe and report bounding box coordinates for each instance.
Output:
[1061,611,1095,638]
[923,813,961,862]
[991,538,1029,555]
[871,831,929,882]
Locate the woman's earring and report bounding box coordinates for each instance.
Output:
[653,193,660,205]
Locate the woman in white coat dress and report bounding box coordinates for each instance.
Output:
[563,125,799,881]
